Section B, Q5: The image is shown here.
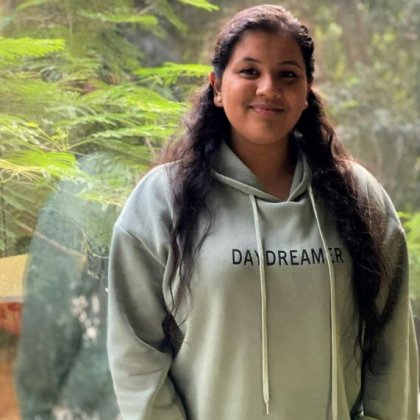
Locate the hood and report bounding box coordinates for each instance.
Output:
[212,141,312,202]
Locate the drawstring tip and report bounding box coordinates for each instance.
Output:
[265,401,270,415]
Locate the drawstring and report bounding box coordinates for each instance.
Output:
[249,187,337,419]
[250,195,270,415]
[308,185,338,420]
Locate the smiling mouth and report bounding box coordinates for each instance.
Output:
[250,105,285,116]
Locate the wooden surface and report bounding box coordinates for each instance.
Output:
[0,254,27,302]
[0,345,20,420]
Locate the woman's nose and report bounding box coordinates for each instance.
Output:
[256,75,281,97]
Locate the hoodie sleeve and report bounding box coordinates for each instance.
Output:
[352,167,419,419]
[107,166,186,420]
[357,229,418,420]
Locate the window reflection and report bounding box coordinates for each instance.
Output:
[12,154,128,420]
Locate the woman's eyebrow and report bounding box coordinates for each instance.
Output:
[279,60,304,69]
[239,57,304,69]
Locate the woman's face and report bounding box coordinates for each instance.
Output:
[211,30,310,150]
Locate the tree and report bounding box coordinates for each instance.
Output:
[0,0,217,257]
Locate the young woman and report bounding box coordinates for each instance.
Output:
[107,5,418,419]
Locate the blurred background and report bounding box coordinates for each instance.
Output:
[0,0,419,418]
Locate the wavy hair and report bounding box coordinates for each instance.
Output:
[160,4,399,370]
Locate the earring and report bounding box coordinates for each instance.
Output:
[214,95,223,106]
[304,100,308,109]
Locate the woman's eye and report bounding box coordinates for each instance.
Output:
[280,71,298,79]
[239,68,259,77]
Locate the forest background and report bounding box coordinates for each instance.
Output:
[0,0,419,366]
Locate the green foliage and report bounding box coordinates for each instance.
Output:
[16,0,56,11]
[81,12,158,25]
[0,0,217,256]
[0,37,65,64]
[136,62,211,86]
[176,0,219,11]
[400,212,420,313]
[309,0,420,210]
[1,150,79,182]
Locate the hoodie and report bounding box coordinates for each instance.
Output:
[107,142,418,420]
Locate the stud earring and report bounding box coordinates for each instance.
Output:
[214,95,223,106]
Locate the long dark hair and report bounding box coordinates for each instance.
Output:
[160,4,400,370]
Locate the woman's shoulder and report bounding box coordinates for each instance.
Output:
[348,160,404,237]
[132,161,177,198]
[115,162,178,240]
[349,161,384,200]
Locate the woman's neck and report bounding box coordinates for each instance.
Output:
[230,139,296,200]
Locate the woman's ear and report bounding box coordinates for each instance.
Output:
[209,72,223,108]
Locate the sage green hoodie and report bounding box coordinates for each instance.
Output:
[108,142,418,420]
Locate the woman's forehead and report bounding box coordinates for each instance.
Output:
[227,31,304,66]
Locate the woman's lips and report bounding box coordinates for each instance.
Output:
[250,104,285,117]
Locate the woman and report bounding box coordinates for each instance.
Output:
[107,5,418,419]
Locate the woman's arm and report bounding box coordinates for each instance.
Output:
[358,229,418,419]
[107,222,186,420]
[348,163,419,419]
